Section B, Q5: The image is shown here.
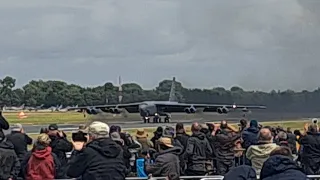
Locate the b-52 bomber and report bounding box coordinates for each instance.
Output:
[68,77,266,123]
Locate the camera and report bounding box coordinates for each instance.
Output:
[72,131,88,142]
[312,118,318,124]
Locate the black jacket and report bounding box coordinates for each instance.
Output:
[184,132,213,173]
[223,165,257,180]
[49,134,73,166]
[6,131,33,162]
[146,146,182,177]
[0,113,9,140]
[260,155,306,180]
[175,132,189,151]
[299,132,320,169]
[67,138,126,180]
[242,126,259,149]
[0,139,20,180]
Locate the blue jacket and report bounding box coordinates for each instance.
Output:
[223,165,257,180]
[260,155,306,180]
[242,126,259,149]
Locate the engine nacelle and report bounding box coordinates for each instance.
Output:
[184,107,196,114]
[86,108,97,115]
[110,108,122,114]
[217,107,229,114]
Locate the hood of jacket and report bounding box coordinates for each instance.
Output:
[223,165,257,180]
[32,144,52,159]
[0,138,14,149]
[191,131,206,140]
[247,126,260,134]
[250,143,278,156]
[261,155,305,179]
[157,146,182,157]
[87,137,121,158]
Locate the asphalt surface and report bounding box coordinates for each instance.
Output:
[4,111,320,134]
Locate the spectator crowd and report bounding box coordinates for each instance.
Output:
[0,110,319,180]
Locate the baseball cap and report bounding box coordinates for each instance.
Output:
[48,124,58,131]
[88,121,109,135]
[11,123,23,131]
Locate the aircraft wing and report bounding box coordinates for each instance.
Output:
[67,103,142,113]
[153,102,266,113]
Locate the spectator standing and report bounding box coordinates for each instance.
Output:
[6,123,33,162]
[260,146,306,180]
[67,121,126,180]
[136,128,153,156]
[47,124,73,167]
[22,133,63,180]
[242,120,260,149]
[246,128,278,174]
[145,137,182,177]
[215,121,241,175]
[0,110,9,141]
[0,136,20,180]
[299,124,320,175]
[184,122,212,176]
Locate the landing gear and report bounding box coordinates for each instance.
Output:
[164,115,170,123]
[143,117,150,123]
[153,114,161,123]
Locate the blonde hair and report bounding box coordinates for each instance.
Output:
[37,133,51,146]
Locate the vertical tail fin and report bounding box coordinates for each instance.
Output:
[118,76,123,103]
[169,77,177,102]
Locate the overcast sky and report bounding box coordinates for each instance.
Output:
[0,0,319,91]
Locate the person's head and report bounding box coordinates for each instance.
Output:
[11,123,23,133]
[308,124,318,134]
[158,137,173,151]
[163,126,175,138]
[110,132,124,146]
[176,123,185,133]
[36,133,51,147]
[48,124,59,134]
[220,120,227,129]
[40,127,48,134]
[258,128,273,143]
[136,128,148,139]
[270,146,292,158]
[88,121,110,141]
[294,129,301,136]
[249,120,258,128]
[109,125,121,134]
[277,131,288,141]
[191,122,201,133]
[286,127,292,133]
[240,119,247,127]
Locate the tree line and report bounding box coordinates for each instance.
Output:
[1,76,320,112]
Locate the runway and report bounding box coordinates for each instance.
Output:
[4,111,319,134]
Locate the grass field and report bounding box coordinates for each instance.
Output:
[2,111,128,125]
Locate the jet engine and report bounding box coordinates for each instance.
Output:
[109,108,122,114]
[184,107,196,114]
[86,108,98,115]
[217,107,229,114]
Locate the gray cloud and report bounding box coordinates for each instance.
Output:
[0,0,320,91]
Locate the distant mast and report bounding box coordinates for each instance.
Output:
[118,76,123,103]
